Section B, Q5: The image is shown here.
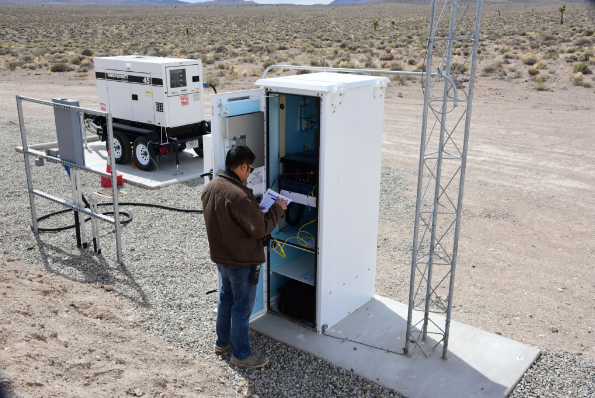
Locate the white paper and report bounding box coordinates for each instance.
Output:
[260,189,292,213]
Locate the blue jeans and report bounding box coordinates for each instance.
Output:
[216,264,257,360]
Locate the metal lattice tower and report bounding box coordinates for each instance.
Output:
[404,0,484,359]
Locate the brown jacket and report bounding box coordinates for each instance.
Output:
[201,172,284,268]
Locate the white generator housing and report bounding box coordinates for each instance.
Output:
[205,72,389,333]
[94,56,204,128]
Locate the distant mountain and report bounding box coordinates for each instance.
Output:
[329,0,589,4]
[0,0,257,4]
[191,0,257,6]
[0,0,187,4]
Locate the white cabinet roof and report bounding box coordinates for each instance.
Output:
[255,72,389,92]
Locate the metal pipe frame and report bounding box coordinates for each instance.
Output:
[16,95,123,265]
[262,65,460,106]
[404,0,484,359]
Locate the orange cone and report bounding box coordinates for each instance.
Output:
[101,150,123,188]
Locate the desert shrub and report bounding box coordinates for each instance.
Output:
[522,53,538,65]
[217,70,226,77]
[482,65,498,75]
[573,63,592,74]
[508,66,517,72]
[262,59,275,69]
[493,59,504,69]
[549,69,557,74]
[241,55,256,63]
[214,45,227,54]
[575,38,593,47]
[364,59,377,68]
[565,54,579,63]
[536,82,550,91]
[580,50,594,62]
[503,51,516,59]
[570,72,585,86]
[514,71,523,79]
[565,48,578,53]
[203,57,214,65]
[406,58,417,65]
[242,69,248,77]
[205,77,220,86]
[71,56,82,65]
[334,58,358,68]
[379,53,394,61]
[8,62,24,71]
[534,61,548,70]
[310,59,321,67]
[20,54,33,62]
[390,62,404,71]
[81,59,93,68]
[391,75,409,85]
[546,51,559,60]
[81,48,94,56]
[528,68,540,76]
[50,63,74,72]
[217,63,226,70]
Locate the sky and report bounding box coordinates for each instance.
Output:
[181,0,334,5]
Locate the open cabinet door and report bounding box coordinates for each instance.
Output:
[208,88,268,321]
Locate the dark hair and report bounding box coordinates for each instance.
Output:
[225,145,256,170]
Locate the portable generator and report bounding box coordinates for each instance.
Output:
[88,56,212,171]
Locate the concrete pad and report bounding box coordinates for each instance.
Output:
[84,140,205,190]
[250,295,540,398]
[16,137,205,190]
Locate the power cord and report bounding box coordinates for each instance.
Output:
[33,196,202,232]
[270,186,317,258]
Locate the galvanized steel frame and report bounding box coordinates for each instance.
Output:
[404,0,484,359]
[16,95,123,265]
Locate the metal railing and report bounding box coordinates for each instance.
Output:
[16,95,123,265]
[262,65,460,106]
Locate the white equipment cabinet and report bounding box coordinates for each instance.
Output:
[206,72,389,332]
[94,56,204,128]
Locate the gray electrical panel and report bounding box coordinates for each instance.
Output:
[52,98,85,166]
[223,112,265,168]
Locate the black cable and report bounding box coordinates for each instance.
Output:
[33,202,202,233]
[322,330,406,356]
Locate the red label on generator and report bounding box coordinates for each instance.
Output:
[180,95,189,106]
[100,103,106,111]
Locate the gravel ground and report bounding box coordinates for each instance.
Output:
[1,115,594,397]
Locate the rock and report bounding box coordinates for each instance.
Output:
[249,375,257,380]
[238,386,254,396]
[134,388,143,397]
[273,390,280,395]
[103,285,115,292]
[550,327,558,333]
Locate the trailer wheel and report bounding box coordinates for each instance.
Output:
[107,131,132,164]
[133,137,158,171]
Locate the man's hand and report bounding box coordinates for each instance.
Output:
[274,197,288,211]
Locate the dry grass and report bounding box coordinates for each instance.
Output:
[0,3,593,91]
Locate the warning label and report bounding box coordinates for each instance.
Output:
[181,95,189,106]
[100,103,106,111]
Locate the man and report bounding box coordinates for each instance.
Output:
[201,145,287,368]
